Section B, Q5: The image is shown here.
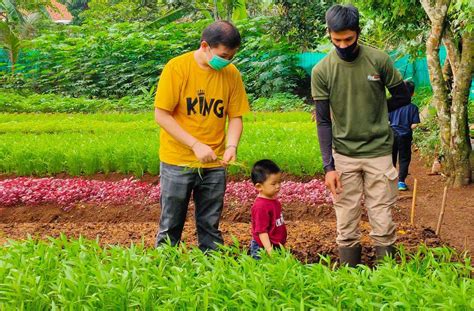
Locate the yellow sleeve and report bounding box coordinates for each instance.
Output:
[154,61,182,111]
[227,70,250,118]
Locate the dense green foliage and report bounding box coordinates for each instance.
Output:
[0,237,472,309]
[0,89,153,113]
[271,0,334,51]
[0,89,308,113]
[0,18,305,99]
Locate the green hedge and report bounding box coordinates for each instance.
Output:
[0,18,305,100]
[0,90,153,113]
[0,90,310,114]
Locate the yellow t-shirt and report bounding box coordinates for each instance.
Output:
[154,51,250,168]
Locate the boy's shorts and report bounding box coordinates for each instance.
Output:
[249,240,262,259]
[249,240,283,259]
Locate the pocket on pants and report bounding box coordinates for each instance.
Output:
[384,167,399,202]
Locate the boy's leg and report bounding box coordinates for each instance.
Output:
[193,167,226,251]
[362,155,397,247]
[397,135,412,182]
[155,162,195,247]
[332,152,364,247]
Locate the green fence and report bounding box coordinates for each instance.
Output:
[0,49,41,76]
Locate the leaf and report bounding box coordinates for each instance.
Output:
[145,8,191,30]
[1,0,25,24]
[232,0,248,20]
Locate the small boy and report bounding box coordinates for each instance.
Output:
[389,80,421,191]
[249,159,287,259]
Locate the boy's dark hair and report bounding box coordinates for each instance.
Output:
[251,160,281,184]
[325,4,360,33]
[201,20,241,49]
[405,80,415,96]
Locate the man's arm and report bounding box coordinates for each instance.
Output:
[380,54,411,113]
[387,82,411,112]
[222,116,243,165]
[315,100,335,172]
[315,100,342,197]
[155,108,217,163]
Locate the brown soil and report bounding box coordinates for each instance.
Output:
[395,151,473,253]
[0,152,470,263]
[0,199,442,265]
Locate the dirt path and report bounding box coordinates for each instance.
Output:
[396,152,473,253]
[0,200,443,265]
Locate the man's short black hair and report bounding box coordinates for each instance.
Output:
[405,80,415,95]
[251,159,281,184]
[325,4,360,33]
[201,20,241,49]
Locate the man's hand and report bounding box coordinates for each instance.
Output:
[325,170,343,197]
[192,141,217,163]
[221,146,237,167]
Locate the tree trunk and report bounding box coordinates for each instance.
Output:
[213,0,219,20]
[8,49,15,74]
[421,0,454,183]
[442,28,460,77]
[421,0,472,186]
[450,30,473,186]
[441,56,452,92]
[226,1,232,21]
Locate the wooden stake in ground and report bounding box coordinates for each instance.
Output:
[435,186,448,236]
[410,179,418,225]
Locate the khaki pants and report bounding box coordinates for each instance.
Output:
[333,151,398,247]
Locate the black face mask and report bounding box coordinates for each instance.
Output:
[333,36,359,61]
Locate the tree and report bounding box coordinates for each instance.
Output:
[80,0,247,29]
[271,0,335,51]
[355,0,473,187]
[0,0,51,73]
[57,0,90,24]
[245,0,273,18]
[80,0,166,23]
[146,0,248,30]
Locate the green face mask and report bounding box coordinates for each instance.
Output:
[208,50,232,71]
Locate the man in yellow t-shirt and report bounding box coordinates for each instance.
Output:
[154,21,250,251]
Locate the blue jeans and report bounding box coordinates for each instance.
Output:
[155,162,226,251]
[249,240,262,259]
[250,240,283,259]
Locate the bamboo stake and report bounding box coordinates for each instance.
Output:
[410,179,418,225]
[435,186,448,235]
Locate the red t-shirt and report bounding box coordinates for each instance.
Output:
[251,197,287,247]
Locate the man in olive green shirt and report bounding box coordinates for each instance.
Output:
[311,4,411,267]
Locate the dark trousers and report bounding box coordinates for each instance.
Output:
[155,162,226,252]
[392,134,412,182]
